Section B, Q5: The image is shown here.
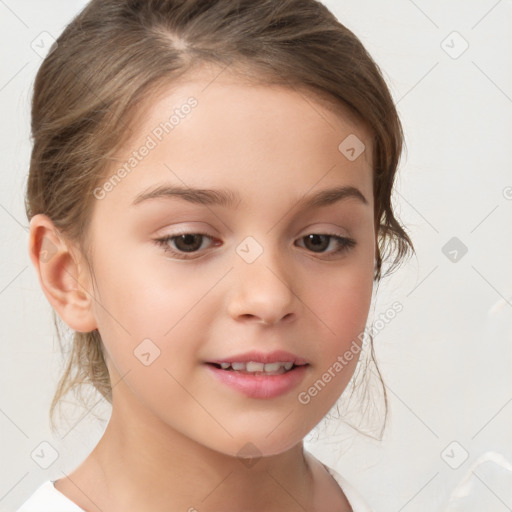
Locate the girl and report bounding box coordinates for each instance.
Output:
[18,0,414,510]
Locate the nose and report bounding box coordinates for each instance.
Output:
[227,248,298,326]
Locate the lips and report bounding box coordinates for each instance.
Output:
[205,350,309,399]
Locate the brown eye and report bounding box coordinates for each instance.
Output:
[154,232,217,259]
[295,233,356,256]
[173,234,204,252]
[302,234,330,252]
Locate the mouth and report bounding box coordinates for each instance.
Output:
[204,351,310,399]
[206,361,306,376]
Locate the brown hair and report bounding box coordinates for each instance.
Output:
[25,0,414,435]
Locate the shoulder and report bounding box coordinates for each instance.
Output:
[322,464,374,512]
[15,480,85,512]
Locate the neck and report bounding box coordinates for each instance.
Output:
[81,390,316,512]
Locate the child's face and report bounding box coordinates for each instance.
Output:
[85,65,375,456]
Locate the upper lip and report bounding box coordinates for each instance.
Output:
[207,350,308,366]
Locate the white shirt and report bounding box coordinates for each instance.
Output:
[16,464,372,511]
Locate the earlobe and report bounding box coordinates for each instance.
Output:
[28,214,98,333]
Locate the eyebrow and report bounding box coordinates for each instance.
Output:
[131,184,368,209]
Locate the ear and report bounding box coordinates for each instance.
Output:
[28,214,98,333]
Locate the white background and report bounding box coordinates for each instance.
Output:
[1,1,511,511]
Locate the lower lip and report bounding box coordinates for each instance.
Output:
[205,364,308,399]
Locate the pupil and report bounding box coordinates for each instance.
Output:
[305,234,328,252]
[176,234,202,252]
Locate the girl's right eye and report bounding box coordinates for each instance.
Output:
[154,233,218,259]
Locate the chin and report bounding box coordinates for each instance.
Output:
[202,427,308,461]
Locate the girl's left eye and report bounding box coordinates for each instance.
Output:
[295,233,356,255]
[154,231,356,260]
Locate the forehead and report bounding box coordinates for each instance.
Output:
[102,63,373,212]
[123,62,371,152]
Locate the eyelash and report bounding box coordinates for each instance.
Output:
[153,231,357,260]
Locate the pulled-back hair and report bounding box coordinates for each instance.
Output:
[25,0,414,434]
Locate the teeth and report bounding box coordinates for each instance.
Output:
[217,361,296,373]
[263,362,282,372]
[246,362,265,372]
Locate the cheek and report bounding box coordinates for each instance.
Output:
[302,253,374,399]
[289,267,373,434]
[89,249,201,379]
[90,246,235,391]
[328,288,368,341]
[90,256,208,414]
[91,244,203,335]
[313,259,374,342]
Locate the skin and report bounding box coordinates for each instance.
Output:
[29,63,376,512]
